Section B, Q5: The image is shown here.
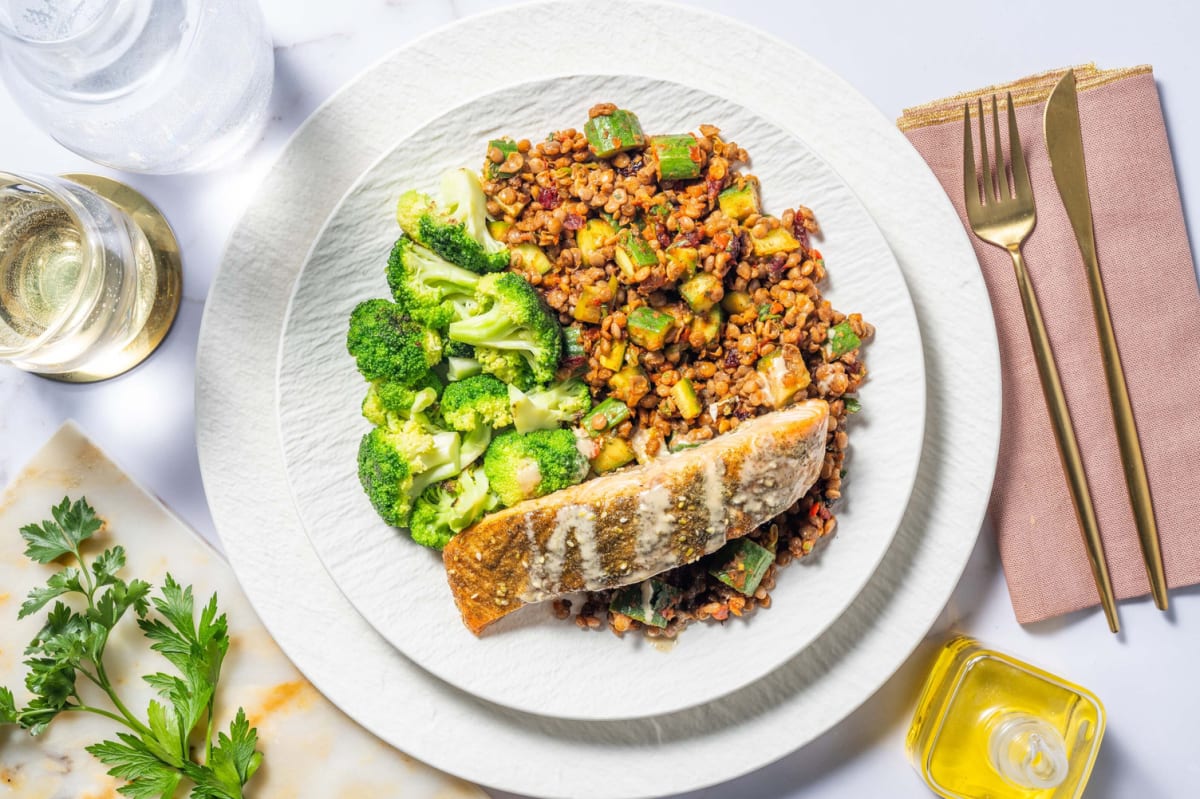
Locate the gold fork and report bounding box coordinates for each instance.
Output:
[963,94,1120,633]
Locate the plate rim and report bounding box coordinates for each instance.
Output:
[195,2,1002,796]
[272,71,928,721]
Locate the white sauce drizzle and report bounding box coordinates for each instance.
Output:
[636,484,672,570]
[703,456,727,552]
[639,579,656,623]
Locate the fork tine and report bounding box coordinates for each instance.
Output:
[977,98,992,202]
[963,102,980,214]
[993,95,1010,200]
[1008,91,1032,202]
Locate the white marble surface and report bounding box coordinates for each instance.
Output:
[2,1,1199,797]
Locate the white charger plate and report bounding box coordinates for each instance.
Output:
[275,74,925,721]
[196,2,1001,796]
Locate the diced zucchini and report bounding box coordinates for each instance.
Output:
[688,308,723,349]
[614,229,658,279]
[707,538,775,596]
[626,306,674,350]
[609,580,680,627]
[750,225,800,257]
[512,242,553,275]
[591,435,637,474]
[666,243,699,277]
[576,218,617,260]
[651,134,702,180]
[584,109,647,157]
[607,364,649,407]
[486,219,512,240]
[718,178,761,221]
[679,272,723,312]
[827,321,862,357]
[573,283,608,324]
[671,378,702,420]
[844,396,862,414]
[486,138,520,178]
[563,325,586,361]
[721,290,754,315]
[597,338,627,371]
[582,397,631,436]
[756,346,811,408]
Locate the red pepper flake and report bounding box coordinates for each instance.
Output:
[808,501,821,519]
[538,185,560,210]
[563,213,584,231]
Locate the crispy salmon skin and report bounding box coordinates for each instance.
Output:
[443,399,829,634]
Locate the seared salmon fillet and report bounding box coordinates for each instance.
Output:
[443,399,830,635]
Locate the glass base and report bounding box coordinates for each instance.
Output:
[41,174,182,383]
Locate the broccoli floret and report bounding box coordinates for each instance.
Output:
[386,237,482,331]
[408,466,499,550]
[357,427,416,526]
[362,371,443,426]
[347,299,443,384]
[483,428,589,507]
[356,422,465,528]
[444,340,475,359]
[440,374,513,431]
[474,346,534,390]
[460,424,491,469]
[509,379,593,433]
[395,169,510,274]
[448,272,563,386]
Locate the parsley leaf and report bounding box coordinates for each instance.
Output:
[191,709,262,799]
[2,498,263,796]
[0,687,16,724]
[88,733,184,799]
[19,496,102,564]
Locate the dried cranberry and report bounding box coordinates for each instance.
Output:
[706,178,722,199]
[768,253,788,279]
[734,405,753,420]
[791,218,811,250]
[656,225,671,249]
[845,360,862,375]
[680,229,702,247]
[724,349,740,369]
[563,213,584,231]
[538,185,560,210]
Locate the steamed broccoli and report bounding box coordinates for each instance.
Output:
[440,374,513,431]
[408,466,499,550]
[362,371,443,427]
[483,428,589,507]
[356,422,463,528]
[386,237,482,330]
[444,340,475,359]
[447,272,563,386]
[347,299,443,384]
[395,169,510,274]
[509,378,593,433]
[460,424,492,469]
[474,346,534,390]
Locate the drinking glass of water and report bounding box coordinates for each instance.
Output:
[0,172,181,380]
[0,0,274,173]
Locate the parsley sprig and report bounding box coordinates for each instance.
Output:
[0,497,262,798]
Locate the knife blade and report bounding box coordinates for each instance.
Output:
[1044,69,1169,611]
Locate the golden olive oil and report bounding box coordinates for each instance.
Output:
[906,637,1104,799]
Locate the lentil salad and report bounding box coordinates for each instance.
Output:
[479,104,873,638]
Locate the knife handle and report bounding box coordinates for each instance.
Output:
[1008,244,1120,633]
[1082,246,1169,610]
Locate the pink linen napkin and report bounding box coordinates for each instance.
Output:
[900,66,1200,624]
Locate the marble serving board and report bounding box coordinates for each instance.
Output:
[0,422,485,799]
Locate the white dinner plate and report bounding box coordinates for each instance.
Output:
[196,2,1001,797]
[274,74,925,721]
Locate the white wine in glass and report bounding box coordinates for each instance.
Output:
[0,173,181,381]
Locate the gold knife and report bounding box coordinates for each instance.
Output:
[1044,69,1169,611]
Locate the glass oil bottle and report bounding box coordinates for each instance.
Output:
[906,636,1105,799]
